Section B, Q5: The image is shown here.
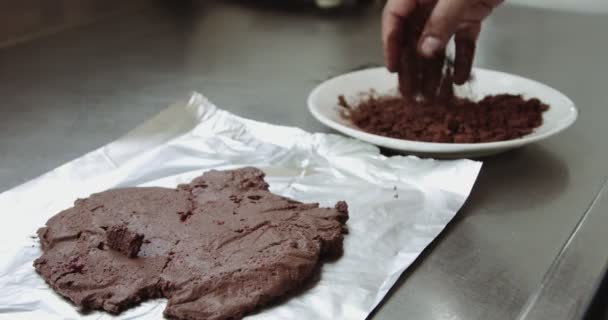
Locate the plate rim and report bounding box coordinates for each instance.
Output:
[307,67,578,154]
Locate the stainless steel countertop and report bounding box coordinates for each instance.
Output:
[1,1,607,319]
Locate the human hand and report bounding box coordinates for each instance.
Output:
[382,0,503,85]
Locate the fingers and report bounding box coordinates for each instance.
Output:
[382,0,417,72]
[420,54,445,99]
[398,46,417,98]
[418,0,495,83]
[453,22,480,84]
[418,0,469,58]
[388,0,502,90]
[463,1,494,21]
[397,2,431,98]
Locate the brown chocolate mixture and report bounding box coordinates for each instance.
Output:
[34,167,348,320]
[105,226,144,259]
[340,94,549,143]
[341,5,549,144]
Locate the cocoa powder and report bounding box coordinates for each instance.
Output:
[339,94,549,143]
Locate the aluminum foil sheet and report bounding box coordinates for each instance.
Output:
[0,93,482,320]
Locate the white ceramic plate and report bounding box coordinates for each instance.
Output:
[308,67,578,158]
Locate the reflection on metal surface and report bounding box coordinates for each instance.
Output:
[0,0,150,48]
[507,0,608,14]
[517,178,608,320]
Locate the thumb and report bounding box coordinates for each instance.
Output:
[418,0,469,58]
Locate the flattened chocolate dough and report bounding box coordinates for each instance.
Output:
[34,168,348,320]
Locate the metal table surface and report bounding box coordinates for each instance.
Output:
[1,1,607,319]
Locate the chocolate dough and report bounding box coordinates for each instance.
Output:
[105,225,144,258]
[34,167,348,320]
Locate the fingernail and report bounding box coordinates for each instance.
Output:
[420,36,442,57]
